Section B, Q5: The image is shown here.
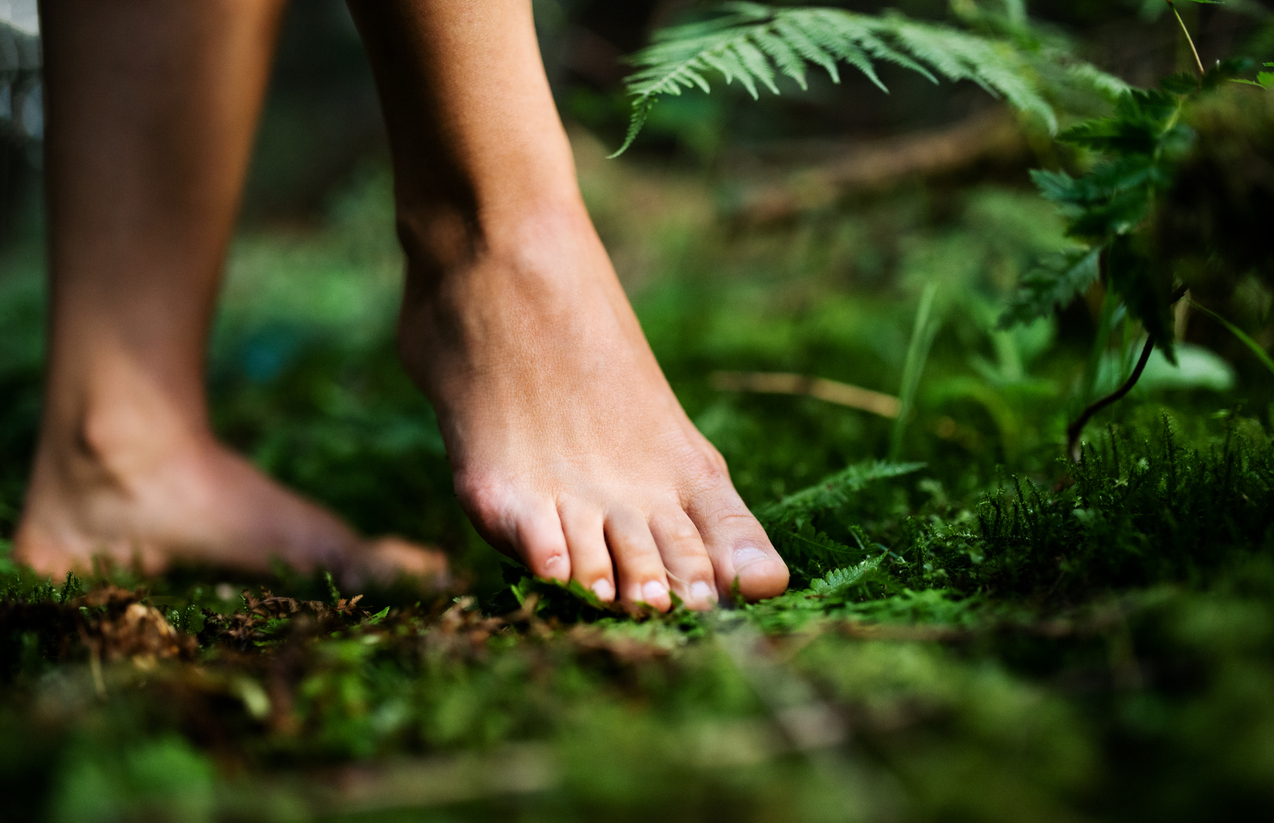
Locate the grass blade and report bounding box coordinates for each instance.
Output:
[1190,298,1274,376]
[889,282,941,461]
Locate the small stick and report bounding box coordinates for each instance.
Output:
[709,371,901,418]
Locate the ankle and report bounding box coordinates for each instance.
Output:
[38,396,210,486]
[395,195,595,286]
[394,198,605,380]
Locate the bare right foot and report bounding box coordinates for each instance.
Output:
[14,405,447,589]
[397,205,789,612]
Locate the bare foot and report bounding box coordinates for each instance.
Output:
[14,419,448,588]
[397,205,789,612]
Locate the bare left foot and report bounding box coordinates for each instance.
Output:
[14,403,448,589]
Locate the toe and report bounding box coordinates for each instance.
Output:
[687,486,789,602]
[500,495,571,582]
[362,537,450,589]
[559,497,615,603]
[461,481,571,582]
[648,503,717,610]
[604,506,672,612]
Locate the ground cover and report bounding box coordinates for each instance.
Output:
[2,119,1273,821]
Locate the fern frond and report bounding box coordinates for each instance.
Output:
[757,460,926,529]
[612,3,1067,156]
[809,555,887,597]
[998,247,1102,329]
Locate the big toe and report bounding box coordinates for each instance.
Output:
[729,545,789,601]
[688,487,789,602]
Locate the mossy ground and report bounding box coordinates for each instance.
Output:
[2,137,1272,822]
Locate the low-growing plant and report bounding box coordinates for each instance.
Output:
[614,0,1274,459]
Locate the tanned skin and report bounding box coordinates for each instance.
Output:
[15,0,789,610]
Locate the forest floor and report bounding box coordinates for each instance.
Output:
[2,135,1273,822]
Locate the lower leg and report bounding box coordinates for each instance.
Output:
[347,0,789,609]
[18,0,443,584]
[37,0,282,459]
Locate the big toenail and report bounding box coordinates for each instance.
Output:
[690,581,717,602]
[642,580,668,602]
[733,546,769,571]
[591,579,615,601]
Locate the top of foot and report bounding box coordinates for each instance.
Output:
[396,207,790,612]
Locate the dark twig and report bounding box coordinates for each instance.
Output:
[1067,337,1155,463]
[1067,285,1189,462]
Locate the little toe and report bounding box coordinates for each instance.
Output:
[687,487,789,602]
[604,506,672,613]
[558,497,615,603]
[648,504,717,610]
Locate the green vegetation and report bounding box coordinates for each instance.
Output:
[609,0,1105,154]
[3,1,1274,820]
[619,0,1273,459]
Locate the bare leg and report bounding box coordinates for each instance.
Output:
[15,0,445,585]
[347,0,789,610]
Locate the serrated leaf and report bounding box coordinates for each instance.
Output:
[999,248,1102,329]
[1030,169,1080,204]
[757,460,926,528]
[1107,234,1175,362]
[612,4,1066,154]
[752,28,808,89]
[808,555,887,598]
[1160,71,1199,95]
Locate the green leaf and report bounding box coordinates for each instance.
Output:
[1202,57,1255,90]
[1137,344,1236,392]
[612,4,1065,154]
[1106,234,1175,362]
[1060,89,1180,155]
[998,247,1102,328]
[757,460,927,529]
[607,98,655,159]
[1030,169,1079,204]
[808,555,888,600]
[1160,71,1199,95]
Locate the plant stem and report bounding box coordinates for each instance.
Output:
[1066,336,1155,463]
[1066,284,1189,462]
[1167,0,1206,77]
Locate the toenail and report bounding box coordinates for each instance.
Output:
[733,546,769,571]
[591,579,614,601]
[690,581,717,603]
[641,580,668,603]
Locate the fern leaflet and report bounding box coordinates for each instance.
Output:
[997,247,1102,329]
[612,1,1067,156]
[757,460,925,529]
